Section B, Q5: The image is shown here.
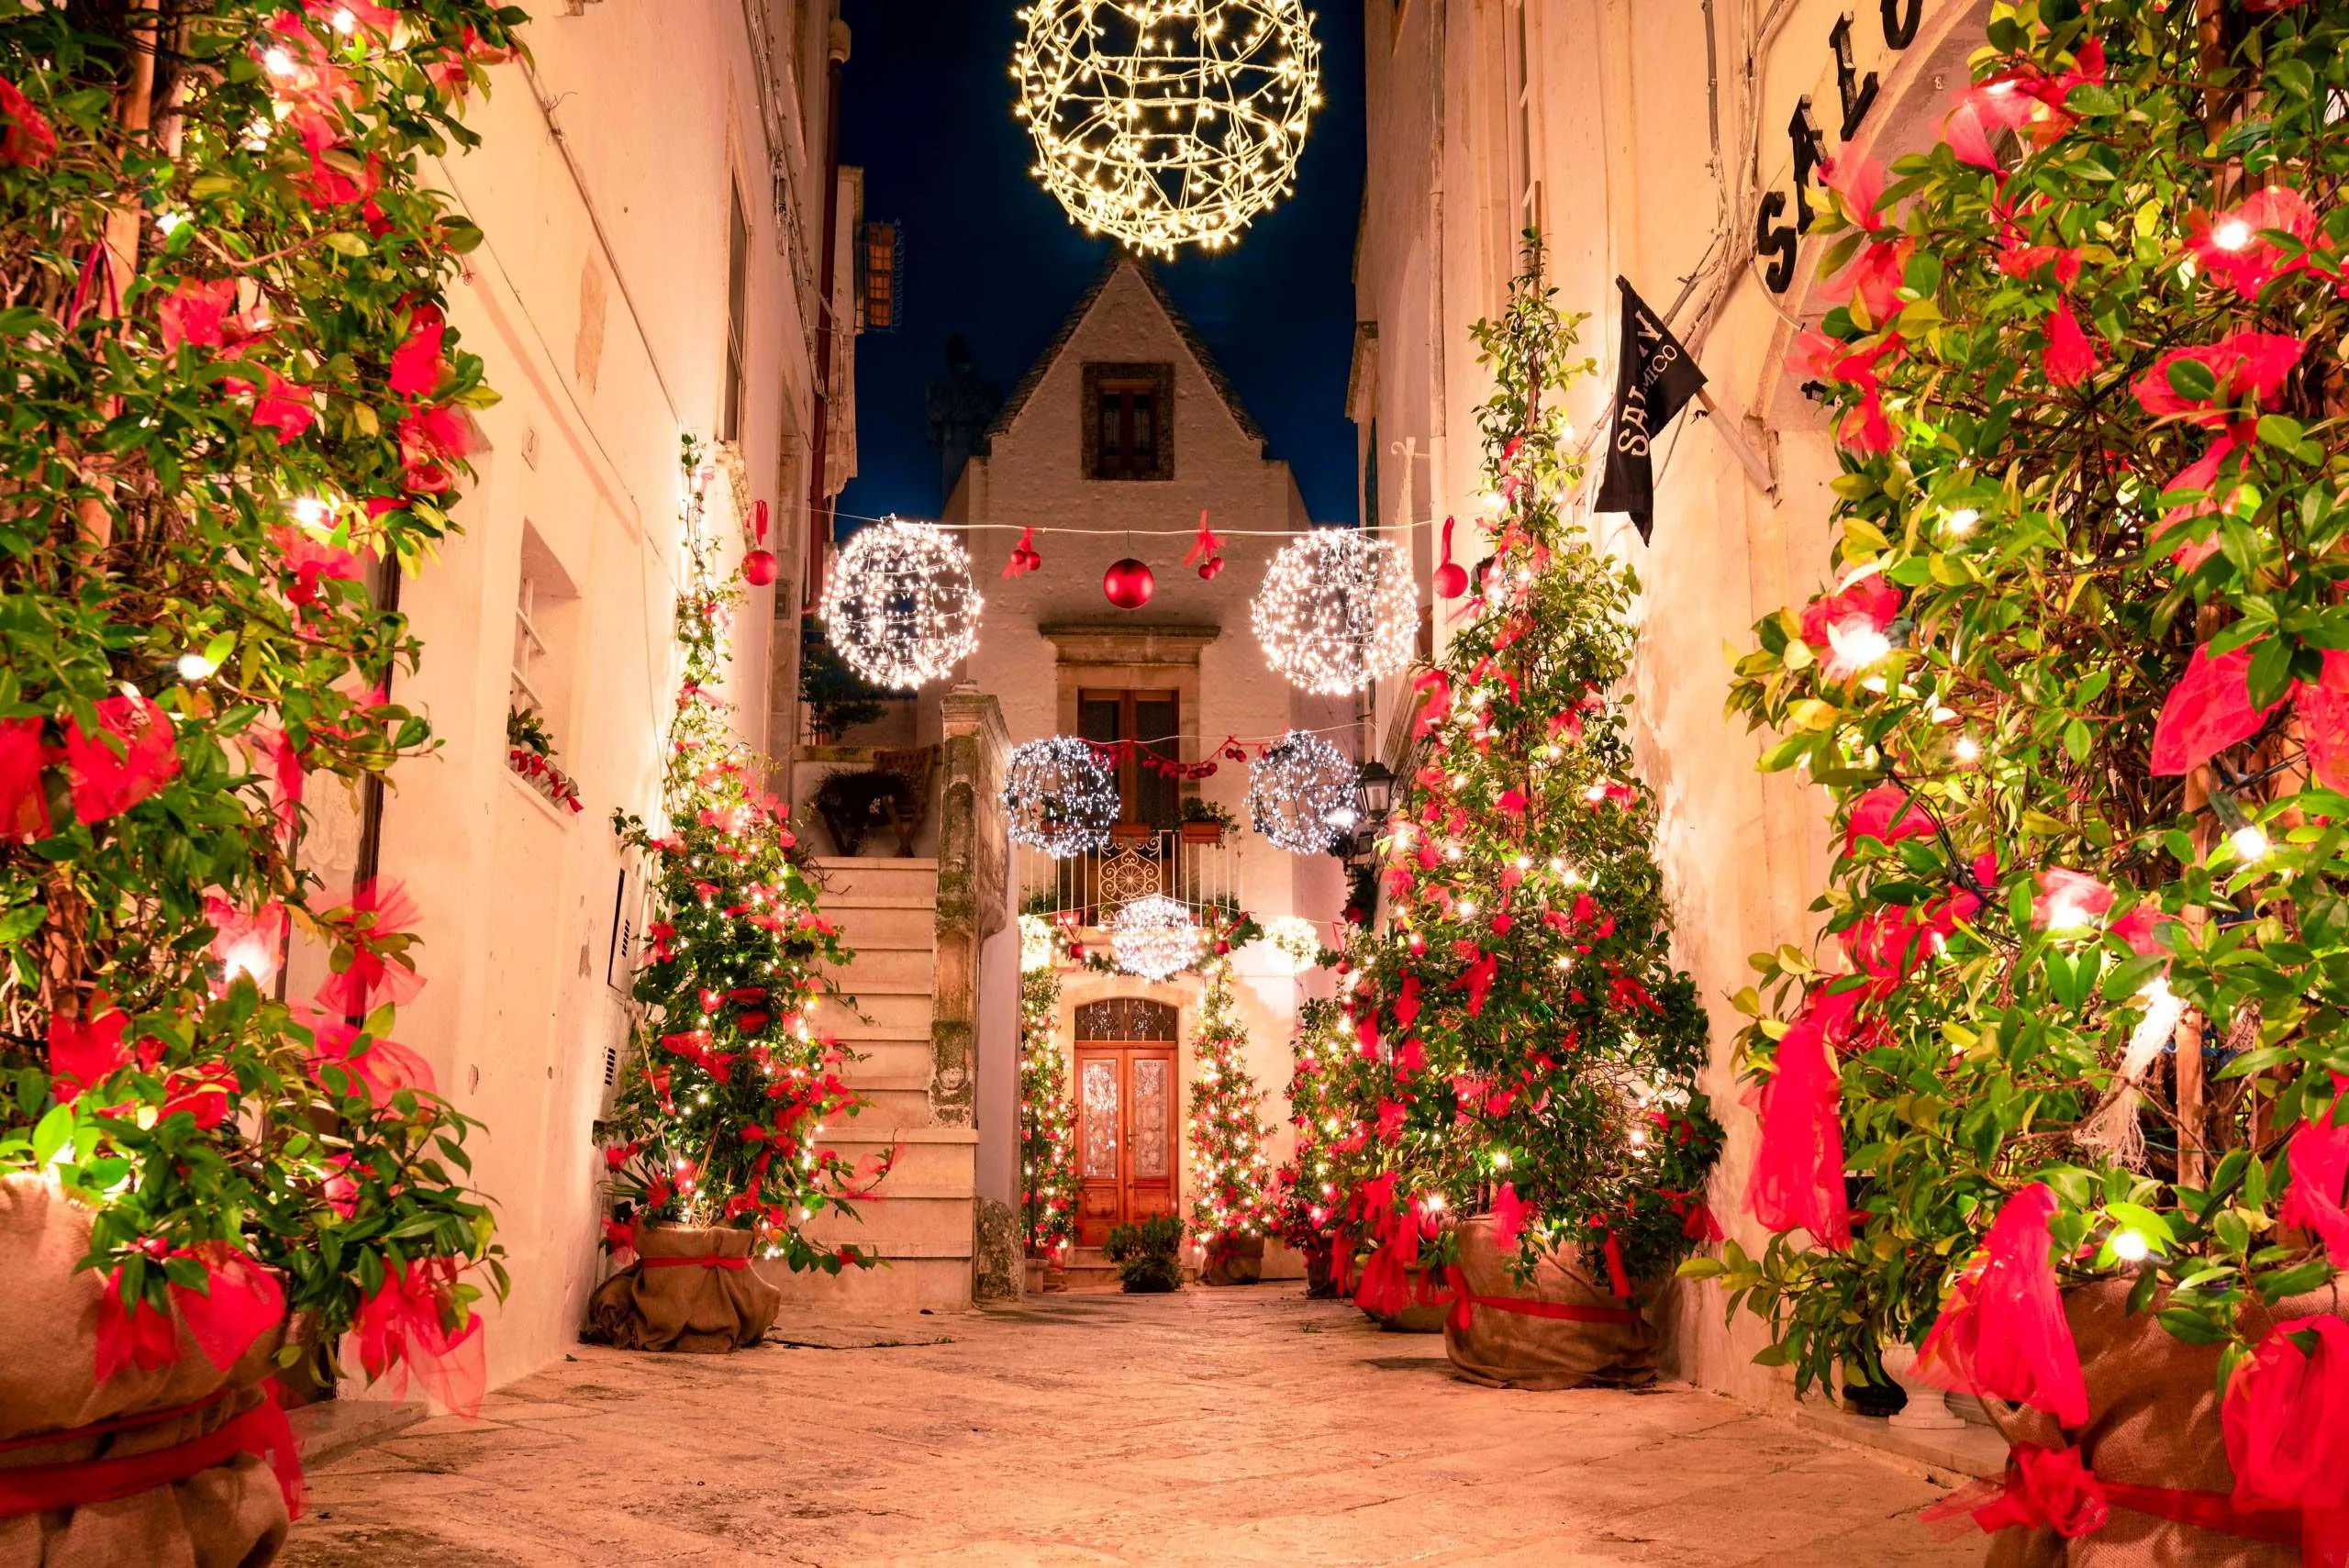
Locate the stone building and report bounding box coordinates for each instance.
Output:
[1351,0,1991,1402]
[784,256,1354,1303]
[291,0,862,1386]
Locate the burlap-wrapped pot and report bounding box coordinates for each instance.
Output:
[1362,1269,1450,1334]
[0,1173,298,1568]
[1980,1277,2348,1567]
[1440,1213,1657,1390]
[584,1224,780,1353]
[1201,1232,1264,1286]
[1304,1242,1336,1299]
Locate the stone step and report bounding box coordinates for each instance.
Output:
[835,1087,930,1127]
[804,1195,975,1253]
[817,946,934,993]
[812,992,931,1036]
[835,1038,933,1081]
[826,905,937,948]
[815,858,939,903]
[811,1126,976,1188]
[762,1255,971,1312]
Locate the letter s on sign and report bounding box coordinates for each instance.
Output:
[1755,190,1797,295]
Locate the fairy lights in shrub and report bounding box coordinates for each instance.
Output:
[1012,0,1323,255]
[1109,894,1199,980]
[818,519,982,690]
[1252,528,1416,695]
[1244,729,1356,853]
[1003,735,1120,858]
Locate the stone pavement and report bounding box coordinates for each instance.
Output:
[281,1289,1984,1567]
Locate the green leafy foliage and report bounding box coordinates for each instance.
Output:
[1721,0,2349,1392]
[0,0,523,1358]
[1018,949,1076,1256]
[1186,957,1275,1244]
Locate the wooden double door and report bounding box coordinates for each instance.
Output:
[1074,998,1178,1247]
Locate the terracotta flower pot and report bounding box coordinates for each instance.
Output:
[0,1174,299,1566]
[1179,822,1225,845]
[1200,1231,1264,1286]
[584,1224,781,1354]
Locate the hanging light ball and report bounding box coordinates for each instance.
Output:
[1110,894,1200,981]
[819,518,983,691]
[1260,914,1324,975]
[1252,529,1416,695]
[1244,729,1358,853]
[1104,556,1156,610]
[1019,913,1060,973]
[1003,735,1120,858]
[1011,0,1323,257]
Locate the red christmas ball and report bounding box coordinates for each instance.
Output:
[740,549,779,586]
[1103,557,1155,610]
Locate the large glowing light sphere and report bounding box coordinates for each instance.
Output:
[1244,729,1357,854]
[1012,0,1324,257]
[1252,528,1415,695]
[1003,735,1121,859]
[819,519,983,691]
[1110,894,1201,981]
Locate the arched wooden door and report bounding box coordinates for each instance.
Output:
[1074,998,1178,1246]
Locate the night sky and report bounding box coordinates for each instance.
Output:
[831,0,1366,528]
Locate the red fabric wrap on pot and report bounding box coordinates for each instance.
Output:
[0,1173,298,1567]
[584,1224,780,1353]
[1959,1277,2346,1567]
[1439,1213,1656,1390]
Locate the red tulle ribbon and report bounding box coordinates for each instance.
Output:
[0,1380,304,1522]
[1924,1442,2300,1549]
[1184,510,1225,579]
[312,878,425,1017]
[0,717,56,842]
[2224,1315,2349,1565]
[1002,526,1041,578]
[2279,1081,2349,1269]
[61,694,180,825]
[1742,997,1852,1250]
[1436,1266,1641,1336]
[1913,1184,2090,1428]
[97,1243,283,1386]
[640,1255,751,1271]
[353,1258,486,1419]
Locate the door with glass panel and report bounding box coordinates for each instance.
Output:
[1073,998,1178,1246]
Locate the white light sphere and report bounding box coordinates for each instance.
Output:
[819,519,983,691]
[1012,0,1323,256]
[1244,729,1357,853]
[1019,913,1059,973]
[1252,529,1416,695]
[1260,914,1324,974]
[1110,894,1200,981]
[1003,735,1120,859]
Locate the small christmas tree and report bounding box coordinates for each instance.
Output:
[601,441,880,1275]
[1273,996,1349,1279]
[1018,916,1078,1258]
[1338,237,1721,1307]
[1187,955,1276,1257]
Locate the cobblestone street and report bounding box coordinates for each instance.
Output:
[282,1291,1980,1567]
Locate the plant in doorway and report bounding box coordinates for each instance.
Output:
[1705,0,2349,1549]
[1187,956,1275,1284]
[1104,1215,1186,1294]
[591,443,882,1354]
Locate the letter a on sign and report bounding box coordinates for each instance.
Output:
[1595,276,1708,544]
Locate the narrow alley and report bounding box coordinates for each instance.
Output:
[282,1294,1974,1568]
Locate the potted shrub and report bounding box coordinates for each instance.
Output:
[1188,957,1275,1285]
[1702,4,2349,1556]
[1104,1216,1185,1294]
[0,2,518,1552]
[1178,797,1233,846]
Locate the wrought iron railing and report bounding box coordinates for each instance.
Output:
[1016,827,1238,929]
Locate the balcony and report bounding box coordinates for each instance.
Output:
[1017,825,1238,929]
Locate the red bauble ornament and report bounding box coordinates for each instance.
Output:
[1433,516,1469,600]
[740,549,779,586]
[1103,557,1155,610]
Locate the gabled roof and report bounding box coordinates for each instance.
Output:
[983,255,1267,452]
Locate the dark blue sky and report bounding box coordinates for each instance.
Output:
[833,0,1365,526]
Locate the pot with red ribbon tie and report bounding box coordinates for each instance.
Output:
[583,1222,782,1353]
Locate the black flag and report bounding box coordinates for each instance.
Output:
[1595,276,1707,543]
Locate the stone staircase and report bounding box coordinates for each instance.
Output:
[762,857,976,1311]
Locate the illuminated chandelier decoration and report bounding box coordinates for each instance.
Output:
[1244,729,1357,853]
[1252,529,1415,695]
[1012,0,1324,256]
[1110,894,1201,981]
[1003,735,1121,858]
[819,519,983,691]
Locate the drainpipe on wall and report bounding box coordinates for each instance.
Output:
[802,15,850,615]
